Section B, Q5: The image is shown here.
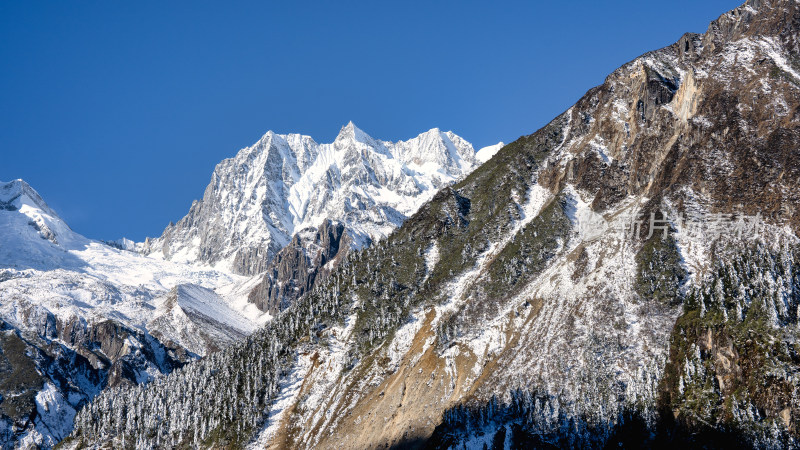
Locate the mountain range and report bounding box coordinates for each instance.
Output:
[141,122,485,276]
[0,125,492,448]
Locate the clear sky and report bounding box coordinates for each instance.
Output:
[1,0,742,241]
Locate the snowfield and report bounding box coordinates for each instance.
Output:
[0,180,265,337]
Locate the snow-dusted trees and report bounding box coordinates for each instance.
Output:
[69,218,436,448]
[71,289,321,447]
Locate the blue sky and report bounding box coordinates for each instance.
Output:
[1,0,741,241]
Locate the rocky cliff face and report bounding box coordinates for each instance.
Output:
[536,0,800,229]
[68,0,800,448]
[0,312,191,448]
[247,219,351,315]
[142,123,483,276]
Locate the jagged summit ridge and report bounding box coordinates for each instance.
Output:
[334,120,375,145]
[143,123,487,275]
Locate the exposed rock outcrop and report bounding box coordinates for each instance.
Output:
[248,219,352,314]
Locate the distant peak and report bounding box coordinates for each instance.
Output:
[413,128,473,150]
[1,178,34,202]
[1,178,30,190]
[335,121,374,144]
[255,130,277,145]
[341,121,358,133]
[0,178,60,218]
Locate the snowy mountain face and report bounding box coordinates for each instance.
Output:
[0,179,266,448]
[142,122,485,276]
[70,0,800,448]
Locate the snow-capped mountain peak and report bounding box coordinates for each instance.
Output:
[0,179,88,269]
[1,179,62,222]
[144,123,486,275]
[393,127,477,170]
[334,121,375,146]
